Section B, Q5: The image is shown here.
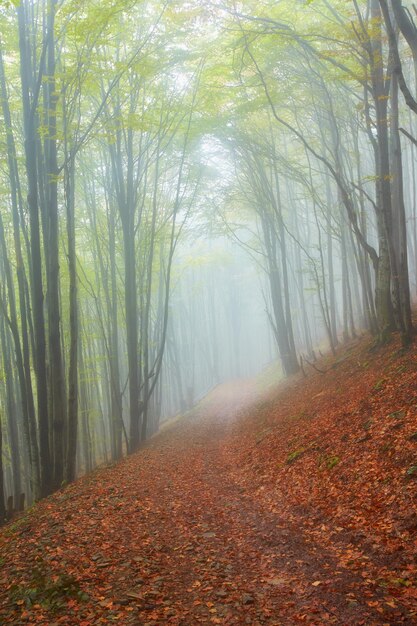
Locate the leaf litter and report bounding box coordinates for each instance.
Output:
[0,330,416,624]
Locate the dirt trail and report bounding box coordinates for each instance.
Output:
[0,379,414,625]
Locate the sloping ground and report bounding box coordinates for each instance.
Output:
[226,333,417,624]
[0,332,416,625]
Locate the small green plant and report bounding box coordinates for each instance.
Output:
[4,515,28,536]
[286,447,306,464]
[388,577,412,588]
[9,566,87,613]
[406,466,417,478]
[319,454,340,470]
[326,455,340,469]
[388,410,405,420]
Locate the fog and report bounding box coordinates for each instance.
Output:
[0,0,416,513]
[160,236,276,419]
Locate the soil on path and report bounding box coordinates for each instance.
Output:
[0,347,416,625]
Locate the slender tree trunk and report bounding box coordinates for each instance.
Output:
[109,208,123,459]
[65,156,79,482]
[44,0,66,489]
[18,3,52,497]
[123,219,141,451]
[390,72,413,343]
[0,413,5,524]
[0,316,22,509]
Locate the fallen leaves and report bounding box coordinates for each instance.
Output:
[268,577,287,586]
[0,331,416,624]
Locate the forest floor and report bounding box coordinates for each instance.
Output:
[0,330,417,625]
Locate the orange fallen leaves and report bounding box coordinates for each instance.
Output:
[0,330,416,624]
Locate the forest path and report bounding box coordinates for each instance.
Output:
[2,376,413,625]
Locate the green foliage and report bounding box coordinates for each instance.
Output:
[374,379,385,391]
[287,447,306,464]
[318,454,340,470]
[4,515,28,535]
[0,0,20,7]
[388,410,405,420]
[9,566,87,613]
[386,577,413,588]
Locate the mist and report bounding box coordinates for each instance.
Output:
[0,0,415,503]
[1,1,417,623]
[0,5,416,621]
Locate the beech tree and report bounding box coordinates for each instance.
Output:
[1,0,417,521]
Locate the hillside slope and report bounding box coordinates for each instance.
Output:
[0,331,416,625]
[226,333,417,623]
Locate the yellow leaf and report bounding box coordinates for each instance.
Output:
[385,601,396,608]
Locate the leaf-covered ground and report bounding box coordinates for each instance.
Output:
[1,331,416,625]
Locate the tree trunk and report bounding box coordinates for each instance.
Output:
[390,72,413,344]
[18,3,52,497]
[65,156,79,483]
